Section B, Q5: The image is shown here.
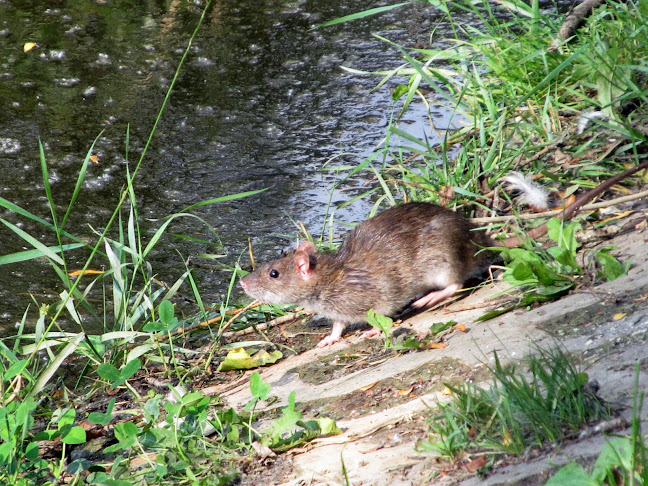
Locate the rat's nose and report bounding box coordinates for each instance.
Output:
[240,277,248,291]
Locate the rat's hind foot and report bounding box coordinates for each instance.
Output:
[359,327,382,340]
[411,283,461,308]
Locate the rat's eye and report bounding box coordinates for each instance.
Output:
[269,269,280,279]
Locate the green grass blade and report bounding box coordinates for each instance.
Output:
[38,139,59,229]
[0,197,104,257]
[142,213,219,258]
[61,131,103,231]
[179,188,268,213]
[27,333,85,398]
[0,243,84,265]
[128,203,138,264]
[519,44,587,103]
[320,2,410,27]
[0,218,64,265]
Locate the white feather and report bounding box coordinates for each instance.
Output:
[577,110,609,134]
[502,171,551,210]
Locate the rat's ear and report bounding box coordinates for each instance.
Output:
[294,250,313,280]
[296,240,316,254]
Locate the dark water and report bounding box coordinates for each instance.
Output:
[0,0,461,333]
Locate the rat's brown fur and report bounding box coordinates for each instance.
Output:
[241,203,492,346]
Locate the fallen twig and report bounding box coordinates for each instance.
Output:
[472,189,648,224]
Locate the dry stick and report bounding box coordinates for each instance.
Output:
[472,189,648,224]
[558,0,606,41]
[500,160,648,248]
[518,135,569,168]
[222,309,312,338]
[167,301,264,339]
[203,300,268,355]
[215,300,261,339]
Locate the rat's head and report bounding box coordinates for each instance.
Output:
[240,241,319,305]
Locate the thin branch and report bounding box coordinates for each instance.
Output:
[472,189,648,224]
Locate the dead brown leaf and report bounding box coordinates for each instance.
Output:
[360,381,379,392]
[464,455,488,473]
[426,342,447,350]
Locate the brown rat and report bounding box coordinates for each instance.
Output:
[240,202,493,347]
[241,160,648,348]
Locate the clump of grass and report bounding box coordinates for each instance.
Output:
[419,346,610,460]
[545,363,648,485]
[332,0,648,210]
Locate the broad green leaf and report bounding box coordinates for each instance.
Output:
[24,441,39,461]
[61,425,86,445]
[366,309,393,334]
[249,372,271,401]
[88,398,115,426]
[595,250,629,281]
[121,359,141,380]
[57,409,76,428]
[113,421,138,444]
[430,320,456,335]
[218,348,282,372]
[4,359,29,381]
[545,462,597,486]
[142,321,167,332]
[158,300,175,325]
[0,442,14,466]
[511,262,535,282]
[97,363,121,383]
[317,417,343,436]
[266,392,302,441]
[67,458,93,475]
[591,438,634,483]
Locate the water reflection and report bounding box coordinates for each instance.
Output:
[0,0,451,332]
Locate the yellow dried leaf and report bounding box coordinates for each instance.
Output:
[599,210,634,224]
[24,42,37,52]
[613,313,626,321]
[68,269,104,277]
[216,347,282,371]
[359,381,378,392]
[454,323,467,332]
[427,342,446,350]
[555,194,576,211]
[89,155,99,163]
[442,386,452,396]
